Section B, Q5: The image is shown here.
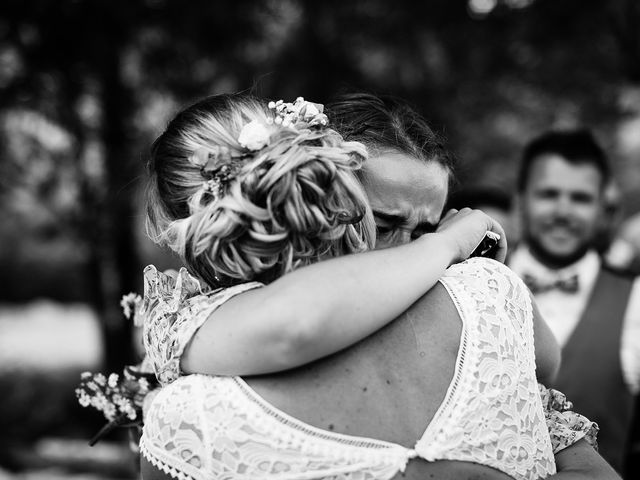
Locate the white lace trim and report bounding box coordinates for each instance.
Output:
[416,274,470,457]
[140,434,198,480]
[142,375,410,480]
[415,258,556,479]
[233,377,408,451]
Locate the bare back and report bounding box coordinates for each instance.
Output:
[245,282,513,479]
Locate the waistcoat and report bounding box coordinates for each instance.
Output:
[552,266,634,472]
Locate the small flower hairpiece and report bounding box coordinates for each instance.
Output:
[238,120,271,151]
[189,145,248,199]
[189,97,329,200]
[268,97,329,128]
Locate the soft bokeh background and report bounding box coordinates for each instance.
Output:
[1,0,639,478]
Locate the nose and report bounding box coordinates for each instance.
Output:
[554,195,573,216]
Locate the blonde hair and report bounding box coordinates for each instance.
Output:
[146,93,375,287]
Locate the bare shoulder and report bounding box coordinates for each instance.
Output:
[398,281,462,368]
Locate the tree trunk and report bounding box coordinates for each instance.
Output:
[96,40,141,373]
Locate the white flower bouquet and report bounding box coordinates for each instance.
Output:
[75,365,158,445]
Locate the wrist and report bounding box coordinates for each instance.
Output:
[417,232,460,267]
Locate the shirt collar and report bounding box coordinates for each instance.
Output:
[510,246,600,288]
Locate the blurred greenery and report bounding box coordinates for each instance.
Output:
[0,0,639,474]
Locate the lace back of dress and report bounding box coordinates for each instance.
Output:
[141,375,413,480]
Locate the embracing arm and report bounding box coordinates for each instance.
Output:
[407,443,620,480]
[182,209,507,376]
[549,439,621,480]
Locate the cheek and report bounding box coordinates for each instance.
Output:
[576,206,602,229]
[524,200,552,222]
[374,237,392,250]
[521,203,547,223]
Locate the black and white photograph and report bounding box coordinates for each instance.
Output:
[1,1,639,479]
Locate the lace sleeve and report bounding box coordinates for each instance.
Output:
[139,265,263,385]
[538,383,599,454]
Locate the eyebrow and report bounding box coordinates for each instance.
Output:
[372,210,438,231]
[372,210,404,223]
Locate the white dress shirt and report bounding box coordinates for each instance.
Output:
[509,247,640,395]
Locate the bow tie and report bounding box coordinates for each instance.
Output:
[522,273,580,294]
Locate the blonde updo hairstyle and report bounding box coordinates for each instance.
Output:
[146,93,375,287]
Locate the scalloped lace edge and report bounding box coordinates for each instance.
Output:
[140,436,198,480]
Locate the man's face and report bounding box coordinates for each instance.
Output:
[360,151,449,249]
[519,154,604,267]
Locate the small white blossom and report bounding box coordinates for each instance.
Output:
[238,120,271,151]
[120,293,142,320]
[138,378,150,392]
[303,102,320,118]
[94,373,106,386]
[76,368,157,441]
[108,373,119,388]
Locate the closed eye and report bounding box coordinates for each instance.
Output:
[376,224,395,235]
[373,210,403,235]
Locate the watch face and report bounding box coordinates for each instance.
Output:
[470,231,500,258]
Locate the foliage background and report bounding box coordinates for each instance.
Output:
[0,0,639,477]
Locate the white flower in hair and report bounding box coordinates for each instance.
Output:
[238,120,271,151]
[268,97,329,128]
[303,102,320,118]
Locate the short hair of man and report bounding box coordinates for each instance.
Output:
[517,129,610,192]
[326,92,454,177]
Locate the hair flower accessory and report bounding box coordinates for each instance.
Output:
[188,96,329,201]
[190,145,234,170]
[268,97,329,128]
[189,146,245,199]
[238,120,271,151]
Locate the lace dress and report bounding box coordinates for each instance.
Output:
[138,258,597,480]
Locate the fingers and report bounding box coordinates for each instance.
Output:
[436,207,508,263]
[439,208,459,224]
[484,215,508,263]
[436,207,471,231]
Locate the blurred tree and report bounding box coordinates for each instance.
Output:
[1,0,639,374]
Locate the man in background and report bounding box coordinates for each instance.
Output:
[508,129,640,476]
